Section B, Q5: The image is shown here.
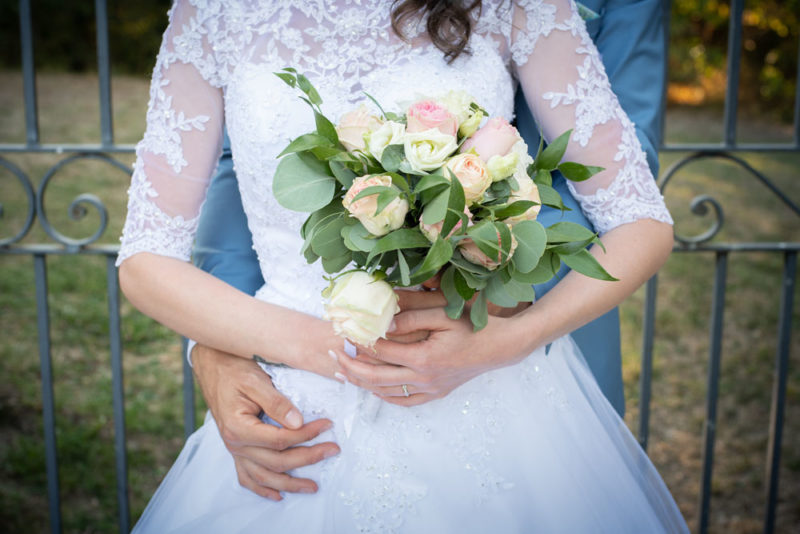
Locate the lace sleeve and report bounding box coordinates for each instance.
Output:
[509,0,672,234]
[116,0,224,265]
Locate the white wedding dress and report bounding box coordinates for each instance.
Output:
[117,1,686,532]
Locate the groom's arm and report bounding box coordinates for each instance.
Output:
[190,136,339,499]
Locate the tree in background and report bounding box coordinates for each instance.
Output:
[0,0,797,121]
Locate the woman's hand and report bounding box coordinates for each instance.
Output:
[337,303,533,406]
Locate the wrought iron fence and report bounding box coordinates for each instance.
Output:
[0,0,797,533]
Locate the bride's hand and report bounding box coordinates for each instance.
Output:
[337,304,536,406]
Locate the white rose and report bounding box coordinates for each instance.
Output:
[366,120,406,161]
[403,128,458,173]
[510,139,534,184]
[343,175,409,236]
[324,271,400,347]
[438,90,475,124]
[505,177,542,225]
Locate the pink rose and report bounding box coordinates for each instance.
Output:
[504,178,541,225]
[420,207,472,242]
[458,226,518,270]
[336,105,383,152]
[444,153,491,204]
[343,175,409,236]
[460,117,520,162]
[406,100,458,137]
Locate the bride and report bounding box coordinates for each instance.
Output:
[117,0,687,532]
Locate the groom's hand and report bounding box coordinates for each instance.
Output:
[191,344,340,500]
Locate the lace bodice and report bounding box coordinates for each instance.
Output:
[117,0,673,312]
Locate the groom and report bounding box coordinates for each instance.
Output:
[188,0,666,500]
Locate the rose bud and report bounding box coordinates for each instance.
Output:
[458,226,518,270]
[343,175,409,237]
[324,271,400,348]
[420,207,473,242]
[366,120,405,161]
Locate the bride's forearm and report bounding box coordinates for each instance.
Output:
[118,253,341,377]
[507,219,674,355]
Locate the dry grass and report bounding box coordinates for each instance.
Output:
[1,72,799,533]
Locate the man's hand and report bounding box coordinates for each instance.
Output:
[192,344,340,500]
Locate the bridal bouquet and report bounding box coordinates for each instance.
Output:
[272,68,615,347]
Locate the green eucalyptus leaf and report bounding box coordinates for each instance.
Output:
[534,129,572,171]
[274,72,296,87]
[441,266,465,320]
[422,189,449,225]
[277,134,333,158]
[453,268,476,299]
[485,275,519,307]
[511,220,547,273]
[533,169,552,187]
[469,290,489,331]
[273,152,336,212]
[467,220,501,260]
[441,174,466,238]
[375,188,401,215]
[546,221,597,243]
[493,200,538,220]
[408,237,453,284]
[311,217,348,258]
[414,173,450,195]
[330,160,357,188]
[322,252,352,274]
[315,111,339,145]
[560,249,619,281]
[367,228,430,263]
[537,183,571,211]
[397,250,411,286]
[558,162,604,182]
[380,144,405,173]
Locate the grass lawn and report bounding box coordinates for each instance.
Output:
[1,71,798,533]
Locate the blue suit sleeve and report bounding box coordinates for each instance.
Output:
[193,131,264,296]
[513,0,666,417]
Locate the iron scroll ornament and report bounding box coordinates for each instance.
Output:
[658,151,800,247]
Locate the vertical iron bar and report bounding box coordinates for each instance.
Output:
[106,256,129,532]
[95,0,114,147]
[659,0,672,149]
[697,251,728,534]
[182,338,196,439]
[723,0,744,147]
[763,251,797,534]
[19,0,39,145]
[793,37,800,148]
[34,254,61,534]
[638,274,659,451]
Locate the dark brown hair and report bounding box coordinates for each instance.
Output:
[391,0,483,63]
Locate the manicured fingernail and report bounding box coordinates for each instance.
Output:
[324,447,340,459]
[387,319,397,333]
[334,372,347,383]
[285,408,303,429]
[299,486,317,494]
[328,349,338,361]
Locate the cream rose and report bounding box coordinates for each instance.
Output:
[403,129,458,173]
[458,226,518,270]
[343,175,409,237]
[406,100,458,137]
[504,177,542,225]
[366,120,406,161]
[460,117,521,162]
[444,153,491,204]
[324,271,400,347]
[336,105,383,152]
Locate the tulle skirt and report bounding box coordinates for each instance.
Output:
[133,336,688,533]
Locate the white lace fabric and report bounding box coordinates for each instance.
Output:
[117,0,672,271]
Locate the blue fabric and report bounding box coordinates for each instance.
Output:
[193,0,666,417]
